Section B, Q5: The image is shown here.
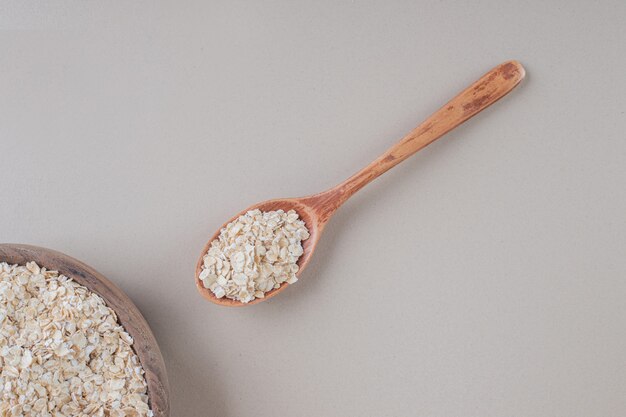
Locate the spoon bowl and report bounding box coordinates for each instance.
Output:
[196,60,526,306]
[195,197,326,306]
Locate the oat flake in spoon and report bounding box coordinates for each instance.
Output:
[199,209,310,303]
[0,261,152,417]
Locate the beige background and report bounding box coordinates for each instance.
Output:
[1,1,626,416]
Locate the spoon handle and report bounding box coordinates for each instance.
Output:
[314,60,525,217]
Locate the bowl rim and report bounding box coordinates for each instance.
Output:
[0,243,170,417]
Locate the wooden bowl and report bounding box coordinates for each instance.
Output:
[0,244,170,417]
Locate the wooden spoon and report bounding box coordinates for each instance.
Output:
[196,60,525,306]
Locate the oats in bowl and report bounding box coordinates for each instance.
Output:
[0,261,153,417]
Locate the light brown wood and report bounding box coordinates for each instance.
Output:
[0,244,170,417]
[196,60,525,307]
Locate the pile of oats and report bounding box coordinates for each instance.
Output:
[0,261,152,417]
[199,209,310,303]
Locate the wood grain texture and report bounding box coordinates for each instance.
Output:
[0,244,170,417]
[197,60,525,306]
[313,60,526,212]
